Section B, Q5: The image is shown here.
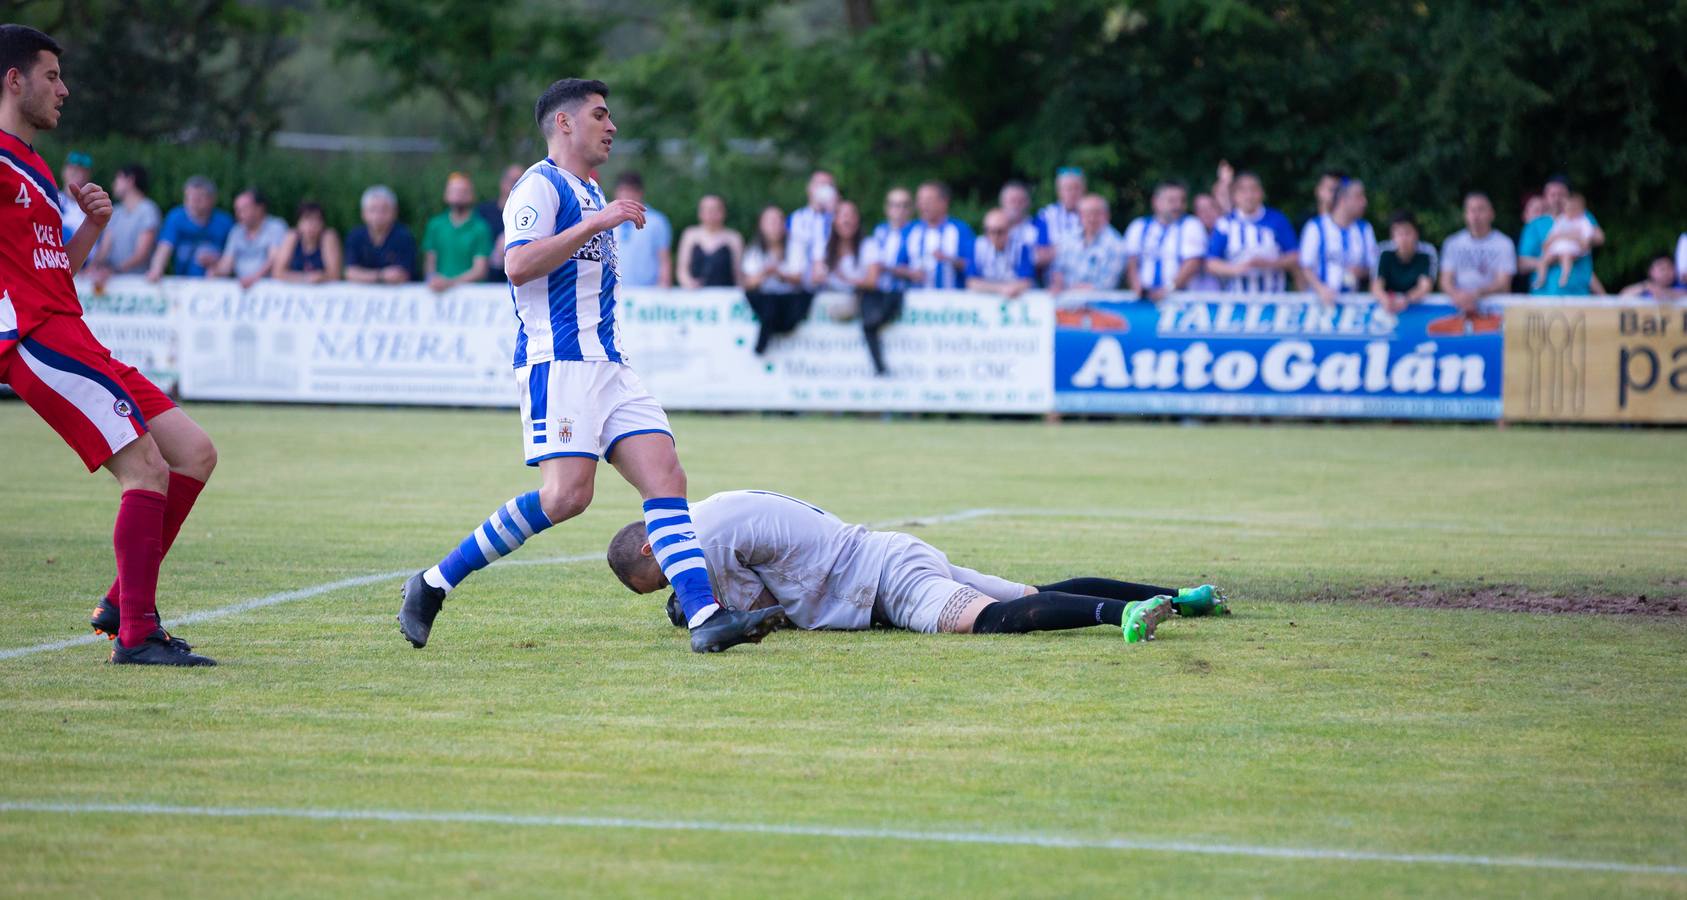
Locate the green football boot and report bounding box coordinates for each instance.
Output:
[1122,595,1173,643]
[1172,584,1230,617]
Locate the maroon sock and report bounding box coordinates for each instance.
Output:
[104,473,206,604]
[114,489,168,647]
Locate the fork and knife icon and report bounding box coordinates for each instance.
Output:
[1521,311,1587,415]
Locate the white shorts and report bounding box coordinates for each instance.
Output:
[874,534,1031,633]
[516,360,672,466]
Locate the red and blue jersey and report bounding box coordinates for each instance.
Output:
[1,127,79,353]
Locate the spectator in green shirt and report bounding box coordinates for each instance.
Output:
[422,172,492,292]
[1370,211,1437,313]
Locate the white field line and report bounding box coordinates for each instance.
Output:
[0,800,1680,877]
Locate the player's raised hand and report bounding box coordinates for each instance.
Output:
[69,182,113,226]
[592,198,646,232]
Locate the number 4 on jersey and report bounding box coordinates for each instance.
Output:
[14,182,29,208]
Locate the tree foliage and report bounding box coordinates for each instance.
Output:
[612,0,1687,278]
[10,0,298,150]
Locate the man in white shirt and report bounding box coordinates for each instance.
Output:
[1439,192,1518,314]
[606,490,1229,643]
[1049,194,1128,292]
[1123,180,1207,301]
[1298,178,1377,305]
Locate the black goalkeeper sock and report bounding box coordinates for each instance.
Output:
[1037,577,1176,604]
[971,591,1127,633]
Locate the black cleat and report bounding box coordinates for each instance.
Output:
[109,629,216,667]
[397,571,446,648]
[90,597,193,651]
[665,592,686,627]
[688,605,787,653]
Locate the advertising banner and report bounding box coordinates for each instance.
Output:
[1501,304,1687,423]
[79,280,179,393]
[621,289,1054,414]
[1053,296,1503,419]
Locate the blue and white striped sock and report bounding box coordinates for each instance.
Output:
[423,491,554,594]
[643,498,719,626]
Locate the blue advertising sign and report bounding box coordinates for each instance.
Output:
[1053,298,1503,419]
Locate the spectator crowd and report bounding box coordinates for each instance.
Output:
[63,149,1687,305]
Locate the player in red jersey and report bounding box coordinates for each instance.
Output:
[1,24,217,665]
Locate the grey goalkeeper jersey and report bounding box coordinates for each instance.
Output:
[689,490,897,630]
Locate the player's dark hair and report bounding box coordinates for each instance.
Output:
[535,78,609,134]
[117,164,149,195]
[0,24,61,80]
[615,170,643,191]
[1545,173,1572,190]
[1319,169,1347,184]
[1463,190,1491,207]
[606,521,651,593]
[1388,210,1418,230]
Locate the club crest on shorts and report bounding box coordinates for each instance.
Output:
[557,417,574,444]
[112,399,134,418]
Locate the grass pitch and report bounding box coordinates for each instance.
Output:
[1,402,1685,897]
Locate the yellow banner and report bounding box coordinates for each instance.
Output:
[1502,305,1687,423]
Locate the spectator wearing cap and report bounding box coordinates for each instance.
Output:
[1439,192,1517,314]
[1123,180,1206,301]
[1049,194,1128,292]
[56,150,91,241]
[213,187,289,289]
[1518,175,1602,296]
[1370,211,1437,313]
[1299,178,1378,304]
[345,185,416,284]
[87,164,160,282]
[787,169,837,289]
[895,181,974,289]
[147,175,234,281]
[423,172,493,292]
[1206,171,1299,294]
[270,201,343,283]
[611,171,672,288]
[1036,167,1086,263]
[966,208,1036,298]
[478,163,525,283]
[1619,256,1681,301]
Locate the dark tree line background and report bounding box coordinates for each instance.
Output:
[11,0,1686,283]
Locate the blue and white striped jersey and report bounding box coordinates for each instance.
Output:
[502,159,624,368]
[898,217,976,289]
[1299,214,1378,293]
[1207,206,1299,294]
[863,221,910,291]
[1036,203,1081,250]
[786,206,832,288]
[967,236,1036,284]
[1122,215,1208,291]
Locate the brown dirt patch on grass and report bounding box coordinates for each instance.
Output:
[1312,581,1687,616]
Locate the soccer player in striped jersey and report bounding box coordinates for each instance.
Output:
[1298,178,1378,305]
[0,24,218,666]
[1122,180,1207,302]
[606,491,1229,644]
[1205,171,1300,294]
[396,78,782,654]
[893,181,974,289]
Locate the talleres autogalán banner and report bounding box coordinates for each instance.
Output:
[1052,296,1503,419]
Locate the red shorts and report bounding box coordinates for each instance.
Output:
[0,315,175,472]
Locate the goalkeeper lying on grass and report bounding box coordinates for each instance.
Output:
[606,490,1228,642]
